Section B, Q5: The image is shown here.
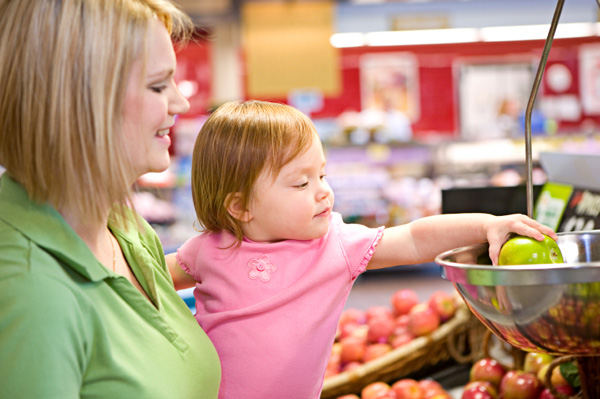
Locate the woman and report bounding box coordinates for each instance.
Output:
[0,1,220,397]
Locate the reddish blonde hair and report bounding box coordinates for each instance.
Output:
[192,100,318,243]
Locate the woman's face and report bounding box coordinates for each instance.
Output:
[122,18,189,180]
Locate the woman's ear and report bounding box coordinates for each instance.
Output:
[225,192,252,222]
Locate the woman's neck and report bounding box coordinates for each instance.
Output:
[60,208,112,264]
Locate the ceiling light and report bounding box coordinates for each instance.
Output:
[330,22,599,48]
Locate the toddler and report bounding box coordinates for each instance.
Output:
[168,100,555,399]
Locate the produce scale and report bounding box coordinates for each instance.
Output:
[436,0,600,398]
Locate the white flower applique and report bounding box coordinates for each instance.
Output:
[247,254,277,282]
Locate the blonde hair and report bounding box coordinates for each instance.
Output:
[192,100,317,243]
[0,0,194,226]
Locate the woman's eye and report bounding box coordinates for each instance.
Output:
[151,86,166,93]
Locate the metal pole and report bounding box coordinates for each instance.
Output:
[524,0,565,218]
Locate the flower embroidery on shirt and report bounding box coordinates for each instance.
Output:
[247,254,277,282]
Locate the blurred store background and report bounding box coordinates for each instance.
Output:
[128,2,600,394]
[127,0,600,254]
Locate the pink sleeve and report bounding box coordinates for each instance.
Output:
[332,213,385,279]
[175,236,202,282]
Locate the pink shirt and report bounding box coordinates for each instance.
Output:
[177,212,384,399]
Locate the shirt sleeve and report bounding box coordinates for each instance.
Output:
[176,236,202,282]
[0,273,89,399]
[332,213,385,279]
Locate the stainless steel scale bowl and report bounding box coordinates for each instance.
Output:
[436,231,600,356]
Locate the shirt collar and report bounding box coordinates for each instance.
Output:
[0,173,110,282]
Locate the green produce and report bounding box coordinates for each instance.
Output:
[498,234,564,266]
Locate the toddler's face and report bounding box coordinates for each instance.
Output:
[244,134,334,242]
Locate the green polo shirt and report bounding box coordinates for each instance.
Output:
[0,174,221,398]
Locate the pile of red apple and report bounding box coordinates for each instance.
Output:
[336,378,453,399]
[326,289,459,378]
[463,353,579,399]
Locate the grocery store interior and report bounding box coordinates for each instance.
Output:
[126,0,600,396]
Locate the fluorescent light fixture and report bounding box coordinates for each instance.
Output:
[366,28,478,46]
[330,22,599,48]
[330,32,366,48]
[481,22,595,42]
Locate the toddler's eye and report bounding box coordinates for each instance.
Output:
[295,181,309,188]
[320,174,327,180]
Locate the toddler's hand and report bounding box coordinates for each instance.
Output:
[483,214,557,265]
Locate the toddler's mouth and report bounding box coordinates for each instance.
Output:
[316,208,331,217]
[156,129,170,137]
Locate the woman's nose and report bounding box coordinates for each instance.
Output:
[170,85,191,116]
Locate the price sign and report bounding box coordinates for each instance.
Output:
[534,182,573,231]
[559,189,600,232]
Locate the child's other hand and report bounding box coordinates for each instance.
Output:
[484,214,557,266]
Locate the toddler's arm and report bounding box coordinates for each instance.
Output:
[166,253,197,291]
[367,213,556,269]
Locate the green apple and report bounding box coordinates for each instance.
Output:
[499,234,564,266]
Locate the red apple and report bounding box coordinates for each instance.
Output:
[340,308,367,326]
[461,384,496,399]
[469,358,506,389]
[350,324,370,340]
[408,304,441,336]
[391,289,420,315]
[462,381,497,398]
[324,364,340,378]
[418,379,445,399]
[366,306,395,323]
[538,385,576,399]
[499,370,542,399]
[391,378,422,399]
[362,381,392,399]
[363,343,392,362]
[395,314,410,329]
[523,352,554,375]
[342,361,362,372]
[340,335,367,363]
[326,344,341,376]
[390,330,414,348]
[367,316,396,344]
[427,291,456,321]
[341,322,362,339]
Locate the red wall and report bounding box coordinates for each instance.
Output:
[244,37,600,139]
[174,36,600,139]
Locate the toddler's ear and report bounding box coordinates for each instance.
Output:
[225,192,252,222]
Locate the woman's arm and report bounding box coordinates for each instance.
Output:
[166,253,196,291]
[367,213,557,270]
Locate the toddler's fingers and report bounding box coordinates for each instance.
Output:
[488,243,500,266]
[520,218,557,240]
